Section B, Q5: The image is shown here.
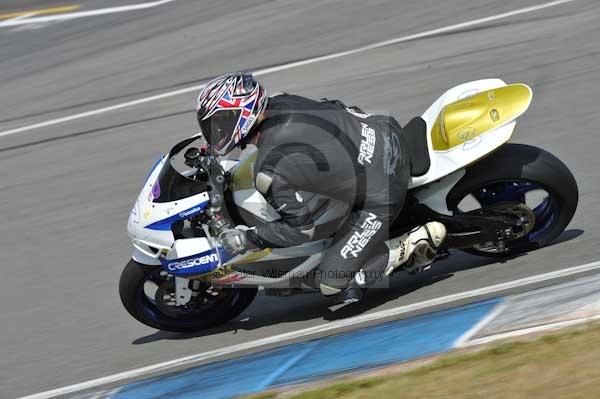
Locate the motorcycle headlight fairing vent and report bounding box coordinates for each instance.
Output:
[132,239,171,259]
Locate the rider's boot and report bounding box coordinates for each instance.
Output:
[384,222,447,275]
[321,222,446,307]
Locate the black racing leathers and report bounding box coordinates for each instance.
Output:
[246,94,409,290]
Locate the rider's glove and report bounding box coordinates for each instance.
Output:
[218,227,256,255]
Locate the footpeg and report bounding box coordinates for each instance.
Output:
[327,284,364,311]
[322,269,366,310]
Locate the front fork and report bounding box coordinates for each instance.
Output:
[175,277,193,306]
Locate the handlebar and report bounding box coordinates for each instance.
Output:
[182,144,234,237]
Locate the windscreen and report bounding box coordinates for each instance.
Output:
[152,137,210,203]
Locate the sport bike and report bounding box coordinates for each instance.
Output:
[120,79,578,332]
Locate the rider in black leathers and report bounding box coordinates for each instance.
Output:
[196,72,445,304]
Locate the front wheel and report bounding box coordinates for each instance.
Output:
[119,260,258,332]
[447,143,578,257]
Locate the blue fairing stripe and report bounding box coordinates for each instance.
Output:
[160,247,233,277]
[145,201,209,231]
[143,155,165,186]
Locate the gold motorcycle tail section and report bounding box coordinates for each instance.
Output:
[431,83,532,151]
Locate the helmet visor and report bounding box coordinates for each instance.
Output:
[199,109,241,152]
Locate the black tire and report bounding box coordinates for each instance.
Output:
[446,143,578,257]
[119,259,258,332]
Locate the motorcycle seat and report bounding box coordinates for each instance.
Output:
[402,116,430,177]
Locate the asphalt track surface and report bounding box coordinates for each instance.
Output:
[1,0,599,397]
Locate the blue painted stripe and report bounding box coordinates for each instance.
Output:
[142,155,165,186]
[110,297,503,399]
[255,340,319,391]
[160,246,234,277]
[145,201,209,231]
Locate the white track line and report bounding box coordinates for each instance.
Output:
[2,12,38,24]
[18,259,600,399]
[253,0,579,77]
[453,301,509,347]
[0,0,579,139]
[464,314,600,346]
[0,85,205,138]
[0,0,176,28]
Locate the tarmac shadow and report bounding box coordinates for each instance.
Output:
[326,228,585,320]
[132,228,584,344]
[546,229,584,247]
[132,252,497,344]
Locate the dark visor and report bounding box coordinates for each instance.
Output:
[199,109,241,151]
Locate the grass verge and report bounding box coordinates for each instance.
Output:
[246,322,600,399]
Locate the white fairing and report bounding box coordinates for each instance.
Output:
[230,146,281,222]
[413,170,465,215]
[234,189,282,222]
[127,156,210,265]
[411,79,515,189]
[162,237,214,264]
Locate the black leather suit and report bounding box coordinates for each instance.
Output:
[246,94,409,291]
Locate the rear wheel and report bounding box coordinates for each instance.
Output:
[119,260,257,332]
[447,144,578,257]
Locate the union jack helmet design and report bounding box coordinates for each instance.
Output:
[196,72,268,154]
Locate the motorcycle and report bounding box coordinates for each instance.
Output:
[119,79,578,332]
